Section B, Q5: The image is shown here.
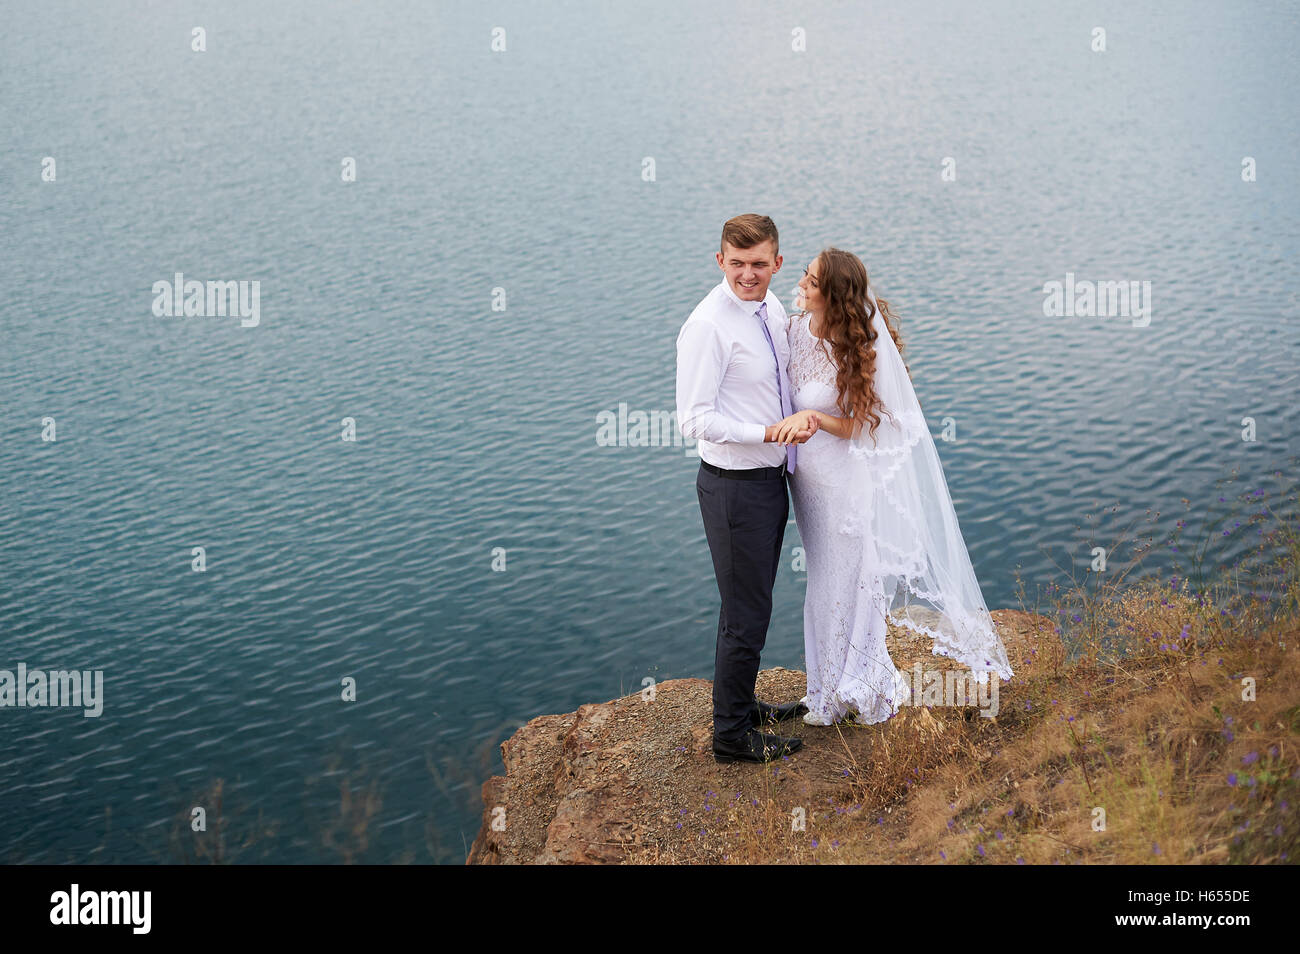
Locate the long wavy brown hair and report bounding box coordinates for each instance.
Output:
[805,247,908,445]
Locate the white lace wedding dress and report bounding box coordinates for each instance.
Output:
[784,305,1013,726]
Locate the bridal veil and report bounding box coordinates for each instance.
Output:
[838,286,1014,685]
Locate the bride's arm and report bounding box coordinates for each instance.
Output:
[772,409,860,443]
[808,411,862,441]
[772,410,861,442]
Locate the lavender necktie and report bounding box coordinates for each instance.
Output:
[755,302,795,474]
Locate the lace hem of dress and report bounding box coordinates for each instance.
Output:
[801,663,913,726]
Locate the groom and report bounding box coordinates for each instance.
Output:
[676,213,817,764]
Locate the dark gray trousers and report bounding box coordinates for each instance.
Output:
[695,462,789,743]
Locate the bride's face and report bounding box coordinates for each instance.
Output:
[796,258,826,314]
[716,240,782,302]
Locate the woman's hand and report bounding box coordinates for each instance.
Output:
[772,410,820,445]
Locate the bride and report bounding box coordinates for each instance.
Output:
[770,247,1013,726]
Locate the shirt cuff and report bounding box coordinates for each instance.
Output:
[742,422,767,444]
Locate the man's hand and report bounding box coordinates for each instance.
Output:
[788,413,820,443]
[766,411,821,445]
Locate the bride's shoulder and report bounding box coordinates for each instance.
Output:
[784,309,810,337]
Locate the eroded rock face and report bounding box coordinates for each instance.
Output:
[467,682,713,865]
[467,610,1059,864]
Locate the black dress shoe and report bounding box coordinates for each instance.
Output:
[713,728,803,764]
[751,699,809,726]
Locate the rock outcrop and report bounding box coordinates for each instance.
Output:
[466,609,1062,864]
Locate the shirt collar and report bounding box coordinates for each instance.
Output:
[718,278,770,319]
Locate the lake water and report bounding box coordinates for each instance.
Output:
[1,0,1297,863]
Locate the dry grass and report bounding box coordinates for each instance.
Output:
[631,471,1300,865]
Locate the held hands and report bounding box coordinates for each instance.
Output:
[767,410,821,445]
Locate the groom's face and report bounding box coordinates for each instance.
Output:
[717,240,782,302]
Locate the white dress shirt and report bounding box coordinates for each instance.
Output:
[676,278,791,470]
